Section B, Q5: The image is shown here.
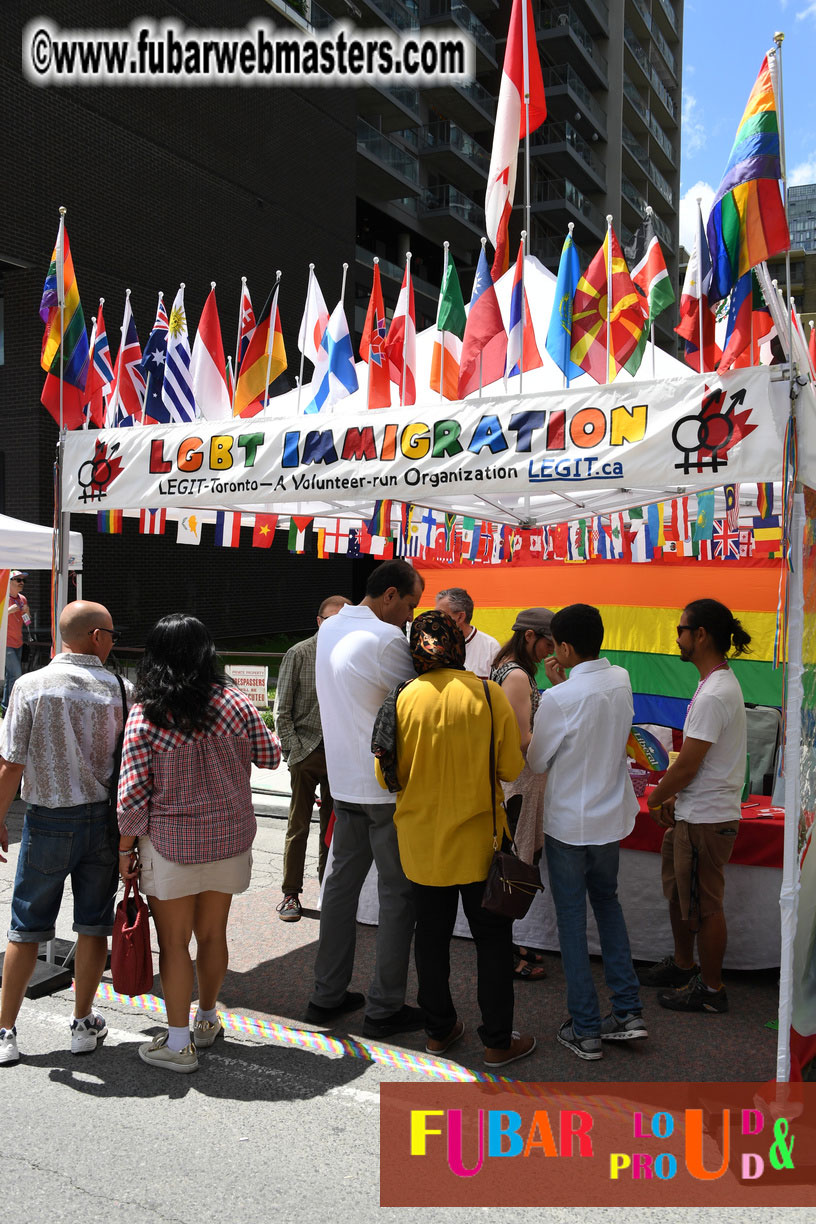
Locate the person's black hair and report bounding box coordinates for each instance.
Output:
[135,613,227,733]
[550,603,604,658]
[365,559,424,599]
[684,598,752,656]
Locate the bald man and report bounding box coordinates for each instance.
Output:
[0,601,132,1067]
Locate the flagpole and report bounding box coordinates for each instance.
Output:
[521,0,531,240]
[401,252,411,407]
[298,264,314,415]
[479,237,486,399]
[233,276,247,409]
[564,222,574,390]
[262,272,282,417]
[605,214,613,385]
[368,257,380,412]
[772,34,794,375]
[54,206,68,651]
[439,242,449,403]
[645,207,656,378]
[519,228,527,393]
[85,314,97,430]
[696,198,705,373]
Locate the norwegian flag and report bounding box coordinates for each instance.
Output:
[107,292,146,426]
[236,279,256,375]
[215,511,242,547]
[712,519,740,559]
[85,299,115,427]
[139,508,167,535]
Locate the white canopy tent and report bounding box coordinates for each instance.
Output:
[56,353,816,1081]
[0,512,83,571]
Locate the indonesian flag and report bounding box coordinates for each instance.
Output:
[298,268,329,367]
[485,0,547,279]
[360,261,391,410]
[384,260,416,406]
[191,285,231,420]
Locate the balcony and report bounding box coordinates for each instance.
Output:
[357,118,420,200]
[655,0,679,35]
[419,185,485,244]
[310,0,418,31]
[417,120,490,188]
[420,0,496,68]
[648,159,674,206]
[578,0,609,35]
[623,25,650,85]
[623,74,648,129]
[541,64,606,139]
[532,176,606,240]
[356,81,420,130]
[355,246,438,304]
[423,74,496,128]
[650,210,675,253]
[650,67,677,124]
[621,174,647,217]
[530,119,606,191]
[622,123,650,176]
[534,3,608,89]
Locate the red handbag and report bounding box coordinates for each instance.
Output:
[111,879,154,996]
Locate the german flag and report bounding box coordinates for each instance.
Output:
[233,281,287,417]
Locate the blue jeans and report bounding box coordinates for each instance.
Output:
[545,834,642,1036]
[8,801,118,942]
[3,645,23,710]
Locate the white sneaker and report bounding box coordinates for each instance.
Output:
[139,1032,199,1073]
[0,1027,20,1066]
[193,1018,223,1049]
[70,1013,108,1055]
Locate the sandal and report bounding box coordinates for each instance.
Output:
[513,944,546,965]
[513,953,547,982]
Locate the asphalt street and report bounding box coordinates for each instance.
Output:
[0,792,803,1223]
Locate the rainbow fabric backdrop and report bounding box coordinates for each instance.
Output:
[706,53,790,303]
[418,562,783,725]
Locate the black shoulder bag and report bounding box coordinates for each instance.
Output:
[480,680,544,920]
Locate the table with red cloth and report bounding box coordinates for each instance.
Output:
[354,797,785,969]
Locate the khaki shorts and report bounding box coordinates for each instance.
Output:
[138,837,253,901]
[661,819,739,921]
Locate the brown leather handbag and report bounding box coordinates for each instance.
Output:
[480,681,544,920]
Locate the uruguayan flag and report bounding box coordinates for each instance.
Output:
[162,284,198,422]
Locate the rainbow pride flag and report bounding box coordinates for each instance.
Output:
[39,216,90,429]
[706,52,790,304]
[97,509,123,534]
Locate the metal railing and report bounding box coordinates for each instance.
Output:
[357,118,419,185]
[540,64,606,134]
[531,119,605,180]
[533,176,606,234]
[417,120,490,173]
[535,3,608,79]
[421,0,495,61]
[420,184,484,231]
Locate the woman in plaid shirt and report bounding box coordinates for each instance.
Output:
[118,614,280,1073]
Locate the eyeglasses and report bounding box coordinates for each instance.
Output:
[92,627,120,644]
[676,624,694,636]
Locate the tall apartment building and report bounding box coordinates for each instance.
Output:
[788,183,816,254]
[295,0,684,347]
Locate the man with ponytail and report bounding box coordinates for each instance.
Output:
[638,599,752,1014]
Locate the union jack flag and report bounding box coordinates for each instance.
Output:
[712,518,740,559]
[106,293,146,427]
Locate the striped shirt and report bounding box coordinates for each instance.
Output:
[117,682,280,864]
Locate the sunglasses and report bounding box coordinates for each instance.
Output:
[676,624,694,635]
[12,578,24,583]
[92,626,121,644]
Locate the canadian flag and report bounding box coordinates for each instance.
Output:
[191,285,231,420]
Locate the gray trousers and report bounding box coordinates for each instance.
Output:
[311,799,415,1020]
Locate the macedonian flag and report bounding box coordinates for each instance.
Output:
[570,225,645,383]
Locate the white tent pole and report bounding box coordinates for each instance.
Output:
[776,486,804,1082]
[297,265,313,416]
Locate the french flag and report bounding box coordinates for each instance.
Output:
[506,240,542,381]
[215,511,242,547]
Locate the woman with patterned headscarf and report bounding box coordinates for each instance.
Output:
[372,610,536,1071]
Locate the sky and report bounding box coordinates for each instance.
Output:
[677,0,814,250]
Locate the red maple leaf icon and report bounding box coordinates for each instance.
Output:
[76,438,124,502]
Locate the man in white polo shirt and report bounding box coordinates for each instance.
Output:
[527,602,645,1062]
[306,560,424,1040]
[435,587,499,679]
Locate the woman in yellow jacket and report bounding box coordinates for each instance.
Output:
[373,610,536,1071]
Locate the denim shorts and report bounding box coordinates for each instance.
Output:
[8,801,118,942]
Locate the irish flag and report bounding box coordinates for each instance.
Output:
[430,254,466,400]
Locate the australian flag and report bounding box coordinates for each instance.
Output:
[138,294,171,424]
